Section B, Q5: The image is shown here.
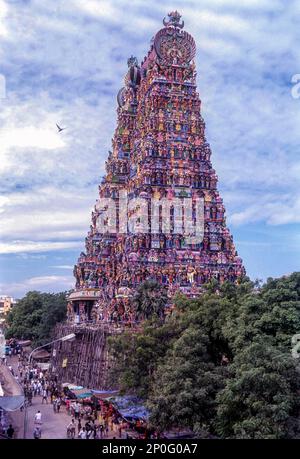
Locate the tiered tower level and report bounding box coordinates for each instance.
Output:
[68,12,245,325]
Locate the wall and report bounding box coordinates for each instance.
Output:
[51,323,123,390]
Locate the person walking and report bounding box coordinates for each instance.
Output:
[42,388,48,404]
[78,427,87,439]
[56,397,61,413]
[74,402,80,420]
[77,419,82,435]
[67,419,76,439]
[6,424,14,439]
[34,410,42,426]
[53,398,57,413]
[99,424,104,439]
[33,426,42,439]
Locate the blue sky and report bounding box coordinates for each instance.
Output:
[0,0,299,298]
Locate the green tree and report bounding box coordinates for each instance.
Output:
[133,280,168,321]
[148,326,228,435]
[109,272,300,438]
[216,342,300,439]
[5,291,67,346]
[108,317,183,397]
[223,272,300,353]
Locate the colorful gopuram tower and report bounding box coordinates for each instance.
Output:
[67,12,245,325]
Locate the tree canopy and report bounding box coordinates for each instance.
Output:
[108,273,300,438]
[5,290,67,347]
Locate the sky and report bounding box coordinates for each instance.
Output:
[0,0,299,298]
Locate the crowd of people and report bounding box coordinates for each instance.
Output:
[1,346,151,439]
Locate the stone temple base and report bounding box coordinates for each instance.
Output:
[51,323,125,390]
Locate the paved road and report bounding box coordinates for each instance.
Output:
[5,355,71,439]
[25,396,71,439]
[1,356,71,439]
[2,355,136,439]
[0,358,24,438]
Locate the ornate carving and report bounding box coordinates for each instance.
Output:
[154,26,196,65]
[163,10,184,29]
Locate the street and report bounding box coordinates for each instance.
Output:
[1,355,136,439]
[1,355,75,439]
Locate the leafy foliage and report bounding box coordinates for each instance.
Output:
[133,280,169,321]
[216,343,300,438]
[108,317,183,398]
[5,290,67,347]
[109,273,300,438]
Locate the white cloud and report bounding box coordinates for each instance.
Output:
[0,241,83,255]
[0,126,65,151]
[0,0,8,37]
[51,265,74,269]
[0,0,299,295]
[72,0,118,19]
[187,9,251,34]
[0,275,73,297]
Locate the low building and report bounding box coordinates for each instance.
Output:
[0,296,18,324]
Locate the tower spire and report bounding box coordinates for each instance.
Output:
[67,14,245,326]
[163,11,184,29]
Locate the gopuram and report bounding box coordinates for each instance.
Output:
[67,11,245,327]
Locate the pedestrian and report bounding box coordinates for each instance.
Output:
[85,421,91,439]
[78,427,87,439]
[33,426,42,439]
[67,419,76,439]
[56,397,61,413]
[34,410,42,425]
[53,398,57,413]
[99,424,104,439]
[92,423,97,439]
[74,402,80,419]
[42,388,48,404]
[6,424,14,439]
[37,381,42,395]
[77,419,82,434]
[27,388,33,406]
[65,398,71,415]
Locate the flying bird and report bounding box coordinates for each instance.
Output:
[56,123,66,132]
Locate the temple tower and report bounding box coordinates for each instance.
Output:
[67,12,245,325]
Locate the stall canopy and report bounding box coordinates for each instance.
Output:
[39,363,50,370]
[91,390,119,399]
[62,384,92,399]
[0,395,25,412]
[108,396,149,421]
[31,349,51,360]
[62,383,83,390]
